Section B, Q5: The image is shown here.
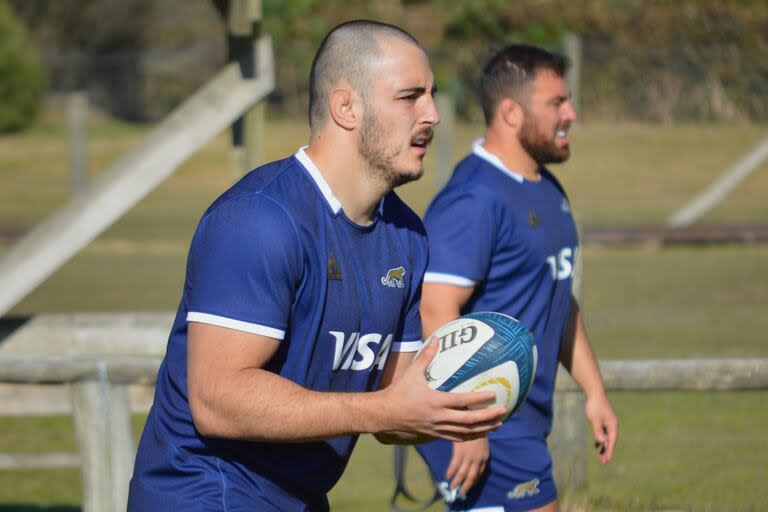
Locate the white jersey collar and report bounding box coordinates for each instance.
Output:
[472,138,524,183]
[295,146,342,214]
[294,146,385,219]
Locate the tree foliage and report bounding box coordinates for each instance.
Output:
[0,0,44,132]
[6,0,768,122]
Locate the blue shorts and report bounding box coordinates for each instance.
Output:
[415,436,557,512]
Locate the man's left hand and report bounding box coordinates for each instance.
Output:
[585,393,618,464]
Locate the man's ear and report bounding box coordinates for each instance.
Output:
[329,86,360,130]
[498,97,525,131]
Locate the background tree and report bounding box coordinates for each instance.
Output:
[0,0,44,132]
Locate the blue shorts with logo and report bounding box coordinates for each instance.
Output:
[416,436,557,512]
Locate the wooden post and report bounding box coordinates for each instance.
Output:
[226,0,265,177]
[550,219,588,502]
[71,378,111,512]
[68,91,89,195]
[434,92,455,190]
[563,32,582,118]
[551,387,588,506]
[243,101,266,173]
[70,361,135,512]
[109,383,135,511]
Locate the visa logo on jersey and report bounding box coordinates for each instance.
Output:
[545,246,578,281]
[330,331,393,371]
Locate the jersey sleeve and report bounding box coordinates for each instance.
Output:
[392,231,429,353]
[185,194,303,340]
[423,186,497,287]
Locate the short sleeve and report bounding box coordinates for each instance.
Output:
[185,194,303,340]
[423,187,497,287]
[392,232,428,353]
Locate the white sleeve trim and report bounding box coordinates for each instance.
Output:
[391,340,423,353]
[186,312,285,340]
[423,272,476,287]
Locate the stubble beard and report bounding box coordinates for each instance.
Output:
[519,112,571,165]
[358,109,424,189]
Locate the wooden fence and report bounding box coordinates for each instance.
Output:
[1,314,767,511]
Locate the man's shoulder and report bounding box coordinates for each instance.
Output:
[449,153,517,193]
[433,154,511,208]
[227,155,305,202]
[205,155,316,218]
[191,156,318,245]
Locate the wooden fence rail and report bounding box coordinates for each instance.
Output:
[1,355,767,511]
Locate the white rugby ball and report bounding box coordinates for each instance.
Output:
[421,311,537,419]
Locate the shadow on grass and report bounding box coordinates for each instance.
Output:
[0,506,79,512]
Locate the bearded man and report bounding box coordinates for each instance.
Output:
[415,44,619,512]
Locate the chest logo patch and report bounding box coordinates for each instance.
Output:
[381,266,406,288]
[528,209,541,227]
[328,253,342,280]
[507,478,541,499]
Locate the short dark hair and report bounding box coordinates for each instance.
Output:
[308,20,421,132]
[480,44,569,126]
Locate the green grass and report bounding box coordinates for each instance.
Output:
[585,391,768,512]
[0,417,80,509]
[1,115,767,510]
[336,391,768,512]
[583,245,768,359]
[1,397,765,511]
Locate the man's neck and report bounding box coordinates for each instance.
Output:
[482,130,541,181]
[304,139,388,226]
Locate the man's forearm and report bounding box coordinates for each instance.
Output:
[191,367,390,442]
[561,303,607,399]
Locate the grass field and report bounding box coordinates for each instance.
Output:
[1,113,767,510]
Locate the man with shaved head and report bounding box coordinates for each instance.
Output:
[128,20,506,512]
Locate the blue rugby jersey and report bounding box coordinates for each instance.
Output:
[128,148,427,511]
[420,140,578,439]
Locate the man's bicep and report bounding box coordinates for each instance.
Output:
[189,322,281,371]
[187,322,281,409]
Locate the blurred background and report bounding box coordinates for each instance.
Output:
[0,1,766,511]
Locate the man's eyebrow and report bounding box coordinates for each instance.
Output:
[397,85,438,95]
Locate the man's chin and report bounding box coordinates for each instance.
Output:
[554,147,571,162]
[390,167,424,188]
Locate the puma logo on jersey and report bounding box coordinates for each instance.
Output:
[507,479,541,499]
[528,209,541,227]
[381,266,406,288]
[329,331,393,371]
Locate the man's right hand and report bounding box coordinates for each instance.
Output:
[372,338,506,444]
[446,436,489,496]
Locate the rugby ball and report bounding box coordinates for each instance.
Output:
[422,312,537,419]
